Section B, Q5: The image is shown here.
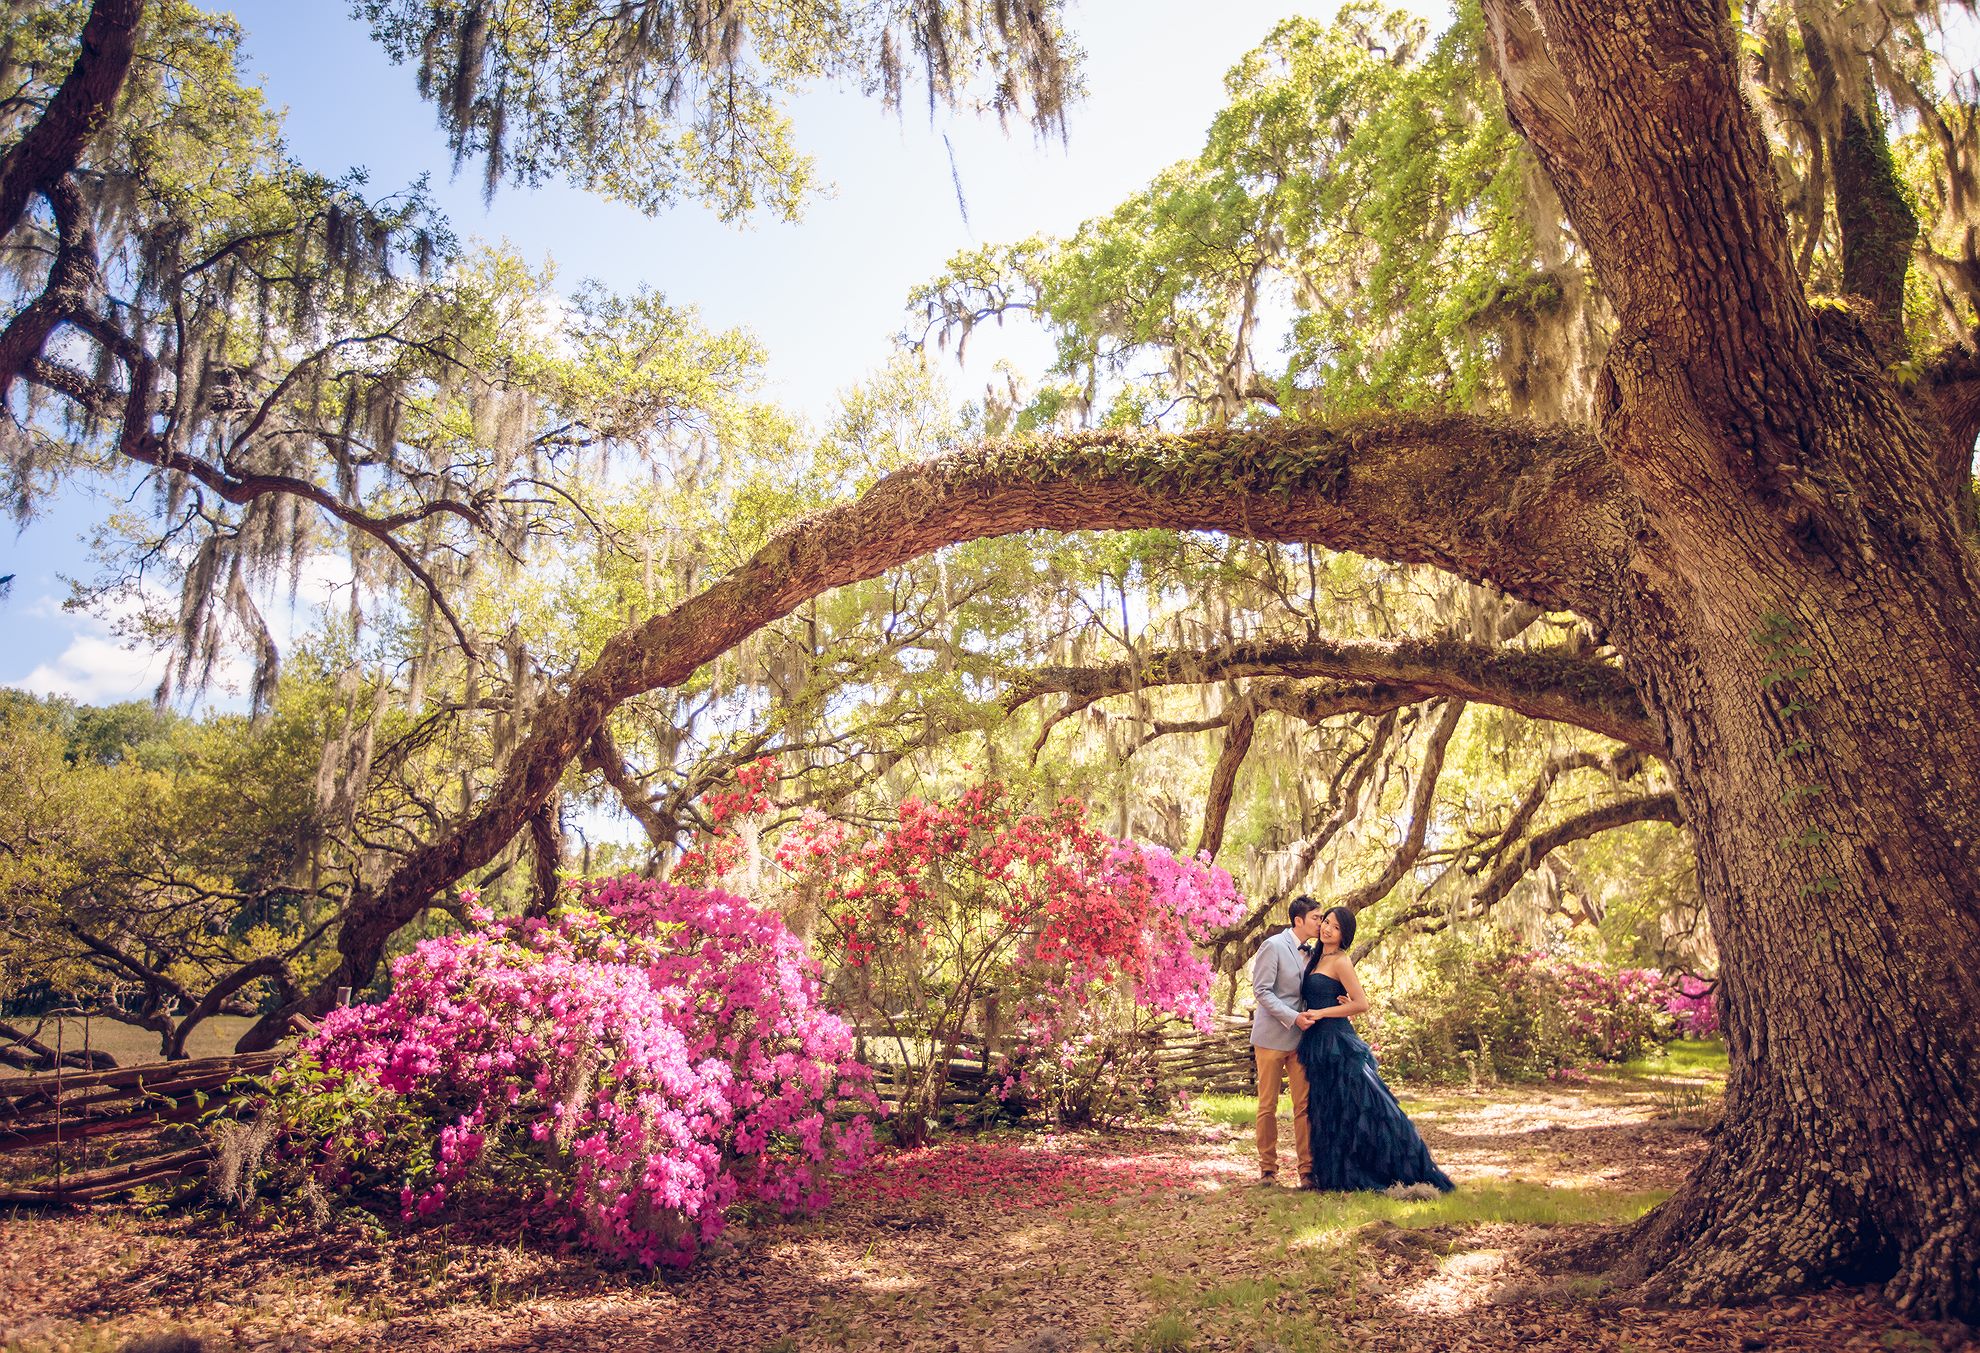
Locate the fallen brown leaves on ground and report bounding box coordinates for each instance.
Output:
[1,1065,1971,1353]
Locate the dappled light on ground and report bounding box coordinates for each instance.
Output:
[2,1057,1973,1351]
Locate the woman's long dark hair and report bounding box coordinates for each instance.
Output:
[1304,906,1358,977]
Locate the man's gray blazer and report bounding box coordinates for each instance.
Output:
[1250,927,1308,1052]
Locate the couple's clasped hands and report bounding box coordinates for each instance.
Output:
[1295,993,1353,1029]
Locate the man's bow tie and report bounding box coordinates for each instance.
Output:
[1298,942,1314,953]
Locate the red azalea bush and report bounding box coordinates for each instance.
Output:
[685,769,1245,1133]
[254,876,879,1266]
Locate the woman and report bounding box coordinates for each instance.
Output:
[1295,906,1454,1193]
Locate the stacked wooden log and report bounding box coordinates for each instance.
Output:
[1149,1015,1256,1097]
[0,1050,283,1204]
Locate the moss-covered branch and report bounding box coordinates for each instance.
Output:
[241,411,1630,1048]
[1006,633,1659,754]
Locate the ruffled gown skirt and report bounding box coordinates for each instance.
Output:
[1297,975,1454,1194]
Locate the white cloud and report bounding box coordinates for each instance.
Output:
[12,630,169,704]
[6,546,366,711]
[7,582,251,709]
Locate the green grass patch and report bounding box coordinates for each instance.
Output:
[1129,1313,1195,1352]
[1268,1178,1668,1240]
[1196,1275,1286,1309]
[1191,1093,1261,1131]
[1190,1089,1461,1132]
[1612,1038,1727,1081]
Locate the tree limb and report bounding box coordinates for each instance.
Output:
[1334,698,1467,913]
[1355,791,1685,957]
[0,178,98,397]
[1194,705,1255,860]
[1469,790,1684,914]
[242,413,1631,1047]
[582,727,680,846]
[0,0,144,244]
[1008,634,1659,753]
[525,795,562,918]
[1466,745,1648,875]
[1483,0,1824,485]
[1800,21,1917,357]
[0,1019,117,1071]
[66,922,195,1010]
[161,956,291,1060]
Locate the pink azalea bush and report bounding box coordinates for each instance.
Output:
[1665,974,1720,1038]
[1521,952,1672,1062]
[1366,930,1681,1083]
[275,876,879,1266]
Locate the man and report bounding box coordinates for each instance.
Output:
[1250,895,1322,1187]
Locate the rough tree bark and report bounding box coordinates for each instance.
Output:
[0,0,144,245]
[1481,0,1980,1318]
[1193,706,1254,860]
[524,796,563,919]
[1005,633,1660,753]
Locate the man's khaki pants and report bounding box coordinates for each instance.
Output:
[1254,1046,1313,1182]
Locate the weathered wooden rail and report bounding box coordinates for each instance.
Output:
[854,1014,1257,1105]
[0,1050,283,1204]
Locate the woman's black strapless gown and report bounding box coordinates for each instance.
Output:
[1297,970,1454,1193]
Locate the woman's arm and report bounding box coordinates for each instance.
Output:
[1316,959,1371,1018]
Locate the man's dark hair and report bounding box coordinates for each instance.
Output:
[1288,895,1320,923]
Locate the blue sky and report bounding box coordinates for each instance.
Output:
[3,0,1436,706]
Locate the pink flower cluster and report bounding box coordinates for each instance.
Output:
[1097,842,1245,1032]
[1508,950,1674,1062]
[1665,974,1719,1038]
[299,876,880,1266]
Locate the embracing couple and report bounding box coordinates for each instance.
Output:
[1250,895,1454,1194]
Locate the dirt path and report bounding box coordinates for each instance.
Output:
[2,1063,1971,1353]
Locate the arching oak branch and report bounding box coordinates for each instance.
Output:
[0,0,144,244]
[244,413,1632,1045]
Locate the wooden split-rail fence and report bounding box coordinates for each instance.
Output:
[0,1050,283,1205]
[0,1016,1258,1205]
[856,1013,1258,1106]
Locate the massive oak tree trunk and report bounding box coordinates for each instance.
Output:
[1483,0,1980,1318]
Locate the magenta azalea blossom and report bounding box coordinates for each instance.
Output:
[298,876,880,1266]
